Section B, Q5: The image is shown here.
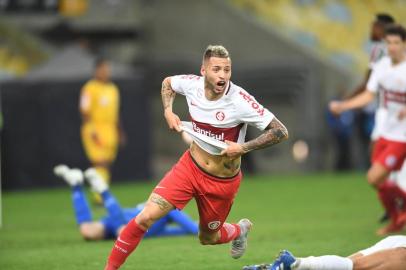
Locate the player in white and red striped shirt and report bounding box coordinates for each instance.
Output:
[104,45,289,269]
[330,24,406,235]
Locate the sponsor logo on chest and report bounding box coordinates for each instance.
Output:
[192,122,225,141]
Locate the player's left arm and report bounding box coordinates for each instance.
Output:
[117,121,127,146]
[115,86,127,146]
[79,85,92,122]
[242,117,288,152]
[221,117,288,158]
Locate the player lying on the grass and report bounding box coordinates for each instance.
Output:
[243,235,406,270]
[54,165,198,240]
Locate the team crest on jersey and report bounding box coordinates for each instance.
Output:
[385,155,397,168]
[216,111,225,121]
[208,221,221,230]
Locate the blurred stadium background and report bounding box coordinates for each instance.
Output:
[1,0,406,190]
[1,0,406,269]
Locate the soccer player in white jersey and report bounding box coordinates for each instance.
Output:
[365,14,398,224]
[364,14,406,227]
[329,25,406,235]
[364,14,394,145]
[243,235,406,270]
[103,45,289,269]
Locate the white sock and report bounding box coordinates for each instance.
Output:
[295,256,353,270]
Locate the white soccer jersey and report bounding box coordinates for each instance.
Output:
[171,74,274,145]
[360,235,406,256]
[367,56,406,142]
[370,107,388,141]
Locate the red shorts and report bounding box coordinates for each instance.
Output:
[153,151,242,233]
[371,137,406,171]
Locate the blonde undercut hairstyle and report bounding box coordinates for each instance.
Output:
[203,45,230,62]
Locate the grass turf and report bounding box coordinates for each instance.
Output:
[0,173,389,269]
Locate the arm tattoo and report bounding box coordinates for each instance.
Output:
[150,194,171,211]
[241,118,288,153]
[161,78,176,111]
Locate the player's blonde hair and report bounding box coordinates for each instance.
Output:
[203,45,230,62]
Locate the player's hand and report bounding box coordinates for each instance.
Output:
[91,132,102,146]
[164,110,182,132]
[220,140,245,158]
[329,101,345,115]
[119,129,127,147]
[398,107,406,120]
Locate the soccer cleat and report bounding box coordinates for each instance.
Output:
[84,168,108,194]
[378,211,389,223]
[242,263,272,270]
[271,250,297,270]
[65,168,84,186]
[53,164,70,178]
[55,165,84,187]
[231,218,253,259]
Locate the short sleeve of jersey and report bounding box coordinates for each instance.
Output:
[235,89,274,130]
[367,59,385,93]
[170,74,200,95]
[80,81,93,112]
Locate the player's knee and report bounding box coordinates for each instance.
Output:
[135,212,157,230]
[80,224,103,241]
[366,170,379,187]
[198,232,217,245]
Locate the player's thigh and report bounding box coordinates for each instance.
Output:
[81,126,104,160]
[196,177,241,234]
[353,248,406,270]
[82,124,117,163]
[371,139,406,183]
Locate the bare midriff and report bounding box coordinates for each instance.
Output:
[189,142,241,178]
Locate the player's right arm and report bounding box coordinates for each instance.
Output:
[80,84,92,123]
[329,58,385,115]
[80,83,102,146]
[329,90,376,115]
[161,77,182,132]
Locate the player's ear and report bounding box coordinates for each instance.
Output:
[200,65,205,76]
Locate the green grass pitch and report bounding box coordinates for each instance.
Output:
[0,173,388,269]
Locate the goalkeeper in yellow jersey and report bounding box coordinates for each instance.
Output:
[80,58,125,203]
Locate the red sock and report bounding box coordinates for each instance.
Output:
[378,181,398,222]
[215,223,241,244]
[105,219,146,270]
[390,184,406,202]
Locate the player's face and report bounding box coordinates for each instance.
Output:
[95,62,111,82]
[386,35,405,61]
[370,22,384,41]
[201,57,232,95]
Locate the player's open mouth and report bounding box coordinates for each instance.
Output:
[217,81,226,87]
[215,81,226,91]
